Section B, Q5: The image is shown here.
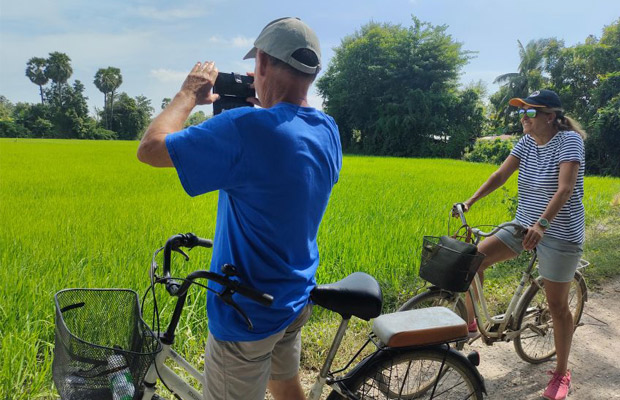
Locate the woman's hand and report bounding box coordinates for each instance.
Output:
[522,223,545,251]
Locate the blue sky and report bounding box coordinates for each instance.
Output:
[0,0,617,115]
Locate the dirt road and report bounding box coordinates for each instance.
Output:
[468,275,620,399]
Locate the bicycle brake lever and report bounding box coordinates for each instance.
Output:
[219,288,254,330]
[173,248,190,261]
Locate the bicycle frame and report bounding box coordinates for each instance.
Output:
[465,251,589,344]
[140,316,355,400]
[467,252,539,342]
[141,337,205,400]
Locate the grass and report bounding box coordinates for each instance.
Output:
[1,138,619,399]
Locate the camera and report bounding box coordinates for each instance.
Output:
[213,72,255,115]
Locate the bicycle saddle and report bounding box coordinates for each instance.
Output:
[310,272,383,320]
[373,307,468,347]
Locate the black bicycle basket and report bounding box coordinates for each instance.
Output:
[418,236,485,292]
[53,288,161,400]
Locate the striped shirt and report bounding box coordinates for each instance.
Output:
[510,131,585,244]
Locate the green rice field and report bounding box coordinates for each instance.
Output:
[1,138,619,399]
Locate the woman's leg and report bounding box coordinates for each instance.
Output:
[543,279,574,374]
[465,236,519,324]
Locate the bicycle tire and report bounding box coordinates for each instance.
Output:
[513,270,587,364]
[397,289,467,321]
[326,347,484,399]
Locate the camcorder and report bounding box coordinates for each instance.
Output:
[213,72,255,115]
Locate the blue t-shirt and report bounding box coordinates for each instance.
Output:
[165,102,342,341]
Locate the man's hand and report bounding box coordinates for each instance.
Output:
[180,61,220,106]
[245,71,262,107]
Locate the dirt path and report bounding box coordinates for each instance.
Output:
[467,275,620,399]
[298,275,620,399]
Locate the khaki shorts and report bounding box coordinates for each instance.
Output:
[495,220,583,283]
[203,303,313,400]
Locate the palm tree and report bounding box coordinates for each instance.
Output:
[25,57,49,104]
[93,67,122,129]
[44,52,73,104]
[492,39,551,128]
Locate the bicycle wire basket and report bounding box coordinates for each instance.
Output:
[53,288,162,400]
[418,236,485,292]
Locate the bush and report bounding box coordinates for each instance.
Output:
[464,138,516,165]
[0,119,28,138]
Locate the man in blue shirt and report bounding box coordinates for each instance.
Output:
[138,17,342,400]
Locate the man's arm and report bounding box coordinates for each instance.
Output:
[137,61,220,167]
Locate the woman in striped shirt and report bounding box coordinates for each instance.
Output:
[461,89,586,400]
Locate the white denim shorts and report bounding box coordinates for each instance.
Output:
[494,220,584,283]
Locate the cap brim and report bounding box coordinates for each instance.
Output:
[243,47,257,60]
[508,98,546,108]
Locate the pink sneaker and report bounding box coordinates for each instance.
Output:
[543,370,571,400]
[468,320,478,333]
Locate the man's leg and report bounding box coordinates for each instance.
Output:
[204,332,280,400]
[268,304,313,400]
[268,374,305,400]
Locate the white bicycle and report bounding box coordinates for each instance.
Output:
[53,233,486,399]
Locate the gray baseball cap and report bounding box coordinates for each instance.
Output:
[243,17,321,74]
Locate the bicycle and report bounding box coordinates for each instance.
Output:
[398,204,589,364]
[53,232,486,399]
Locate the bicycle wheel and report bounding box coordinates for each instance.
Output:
[327,347,484,399]
[513,270,587,364]
[398,289,467,321]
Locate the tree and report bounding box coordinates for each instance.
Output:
[490,39,556,130]
[25,57,49,104]
[161,98,171,110]
[544,18,620,175]
[44,52,73,104]
[317,17,480,157]
[44,80,94,138]
[185,111,208,127]
[110,93,153,139]
[94,67,123,129]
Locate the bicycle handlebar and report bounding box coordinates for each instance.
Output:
[451,204,527,239]
[159,233,273,307]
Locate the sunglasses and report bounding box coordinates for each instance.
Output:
[518,108,541,118]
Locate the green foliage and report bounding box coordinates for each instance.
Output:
[94,66,123,130]
[489,19,620,175]
[110,93,153,139]
[490,38,560,131]
[25,57,48,104]
[184,110,208,127]
[1,140,619,398]
[317,17,482,157]
[44,52,73,85]
[0,119,28,138]
[464,138,516,165]
[161,97,172,110]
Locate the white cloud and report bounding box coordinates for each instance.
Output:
[134,5,209,21]
[209,35,255,48]
[149,69,188,83]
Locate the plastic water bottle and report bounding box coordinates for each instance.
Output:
[108,354,135,400]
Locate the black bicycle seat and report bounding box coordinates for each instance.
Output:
[310,272,383,320]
